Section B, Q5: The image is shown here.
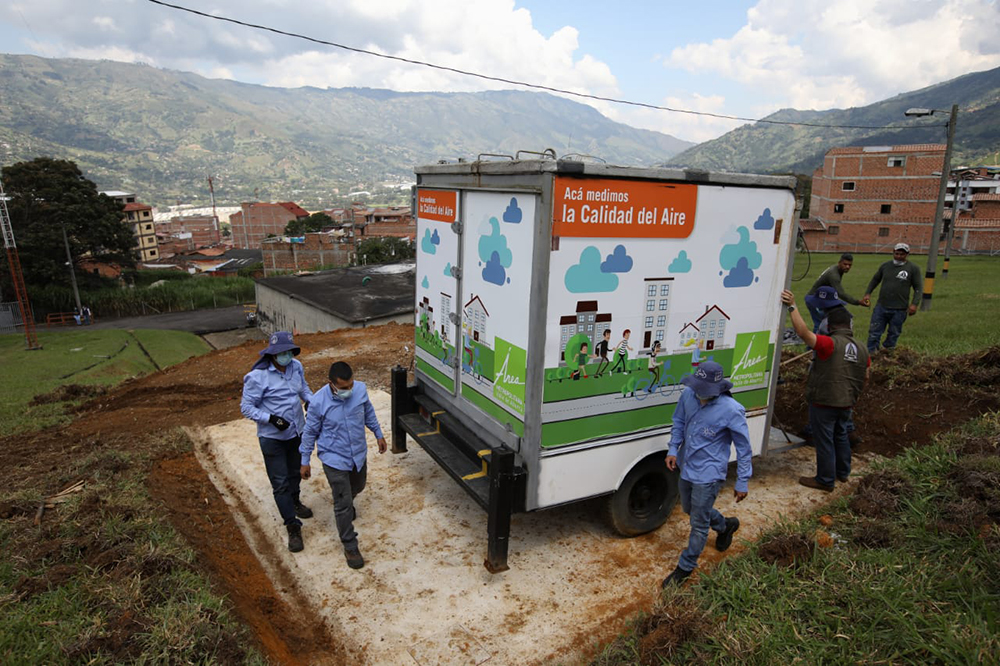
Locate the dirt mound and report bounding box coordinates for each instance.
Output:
[850,518,902,549]
[635,596,715,665]
[775,345,1000,457]
[848,469,911,518]
[29,383,107,406]
[757,533,814,567]
[936,456,1000,535]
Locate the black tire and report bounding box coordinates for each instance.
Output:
[606,455,679,536]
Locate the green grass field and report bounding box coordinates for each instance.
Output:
[0,329,210,437]
[594,413,1000,664]
[789,253,1000,355]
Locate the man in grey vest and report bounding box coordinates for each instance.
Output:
[862,243,922,353]
[782,289,870,492]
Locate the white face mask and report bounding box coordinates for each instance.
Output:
[892,259,906,266]
[274,351,294,366]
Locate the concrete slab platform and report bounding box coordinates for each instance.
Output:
[191,390,874,665]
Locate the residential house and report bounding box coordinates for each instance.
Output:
[230,201,310,249]
[695,305,730,351]
[102,190,159,261]
[640,278,674,350]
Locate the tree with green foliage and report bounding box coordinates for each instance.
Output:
[1,158,135,286]
[284,212,334,236]
[356,236,416,265]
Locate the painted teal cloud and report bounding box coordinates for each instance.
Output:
[421,276,429,289]
[444,262,453,277]
[565,246,619,293]
[421,229,437,255]
[668,250,692,273]
[719,226,761,271]
[478,217,512,267]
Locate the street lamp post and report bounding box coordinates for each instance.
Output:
[904,104,958,311]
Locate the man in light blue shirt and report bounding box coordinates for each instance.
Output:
[300,361,386,570]
[241,331,314,553]
[662,361,752,587]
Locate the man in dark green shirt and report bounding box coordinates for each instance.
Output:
[806,253,865,330]
[862,243,923,353]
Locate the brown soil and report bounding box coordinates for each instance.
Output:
[635,596,715,666]
[757,533,815,567]
[29,383,107,406]
[0,322,414,665]
[848,469,911,518]
[774,346,1000,457]
[850,518,903,549]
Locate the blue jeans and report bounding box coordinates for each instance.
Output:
[677,478,727,572]
[867,304,907,352]
[259,435,303,527]
[809,405,851,487]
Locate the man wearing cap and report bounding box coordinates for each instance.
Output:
[782,290,869,492]
[661,361,752,587]
[806,253,865,330]
[862,243,923,353]
[241,332,314,553]
[300,361,387,570]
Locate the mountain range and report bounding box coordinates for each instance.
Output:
[666,66,1000,174]
[1,54,998,210]
[0,54,692,209]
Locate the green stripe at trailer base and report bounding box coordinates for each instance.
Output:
[540,387,771,449]
[460,383,524,437]
[416,357,454,393]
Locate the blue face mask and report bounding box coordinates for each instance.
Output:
[334,387,353,401]
[274,351,294,366]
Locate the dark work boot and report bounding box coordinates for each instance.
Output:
[661,566,692,589]
[287,525,304,553]
[294,501,313,519]
[345,547,364,570]
[715,517,740,552]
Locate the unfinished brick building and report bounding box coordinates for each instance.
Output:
[804,144,945,253]
[260,232,355,276]
[230,202,310,250]
[160,214,221,248]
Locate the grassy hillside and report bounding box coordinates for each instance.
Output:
[667,66,1000,174]
[0,54,693,209]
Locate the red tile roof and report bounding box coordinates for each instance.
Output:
[123,202,152,212]
[278,202,310,217]
[798,218,826,231]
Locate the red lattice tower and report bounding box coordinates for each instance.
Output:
[1,180,41,350]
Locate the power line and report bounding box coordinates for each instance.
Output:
[146,0,947,132]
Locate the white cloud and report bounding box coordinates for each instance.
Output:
[667,0,1000,111]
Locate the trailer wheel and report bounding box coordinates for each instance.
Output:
[606,456,679,537]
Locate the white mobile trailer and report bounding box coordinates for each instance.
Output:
[390,157,799,571]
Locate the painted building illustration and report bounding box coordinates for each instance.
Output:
[439,292,452,342]
[418,295,434,333]
[640,277,674,350]
[695,305,730,350]
[678,322,700,350]
[559,300,612,359]
[464,294,490,345]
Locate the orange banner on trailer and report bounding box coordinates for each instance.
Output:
[552,177,697,239]
[416,189,458,223]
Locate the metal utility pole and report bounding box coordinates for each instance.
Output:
[0,179,42,350]
[905,104,958,311]
[942,170,962,279]
[208,175,220,244]
[61,223,83,315]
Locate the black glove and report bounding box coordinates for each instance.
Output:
[269,414,290,431]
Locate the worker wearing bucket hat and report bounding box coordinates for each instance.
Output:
[862,243,922,354]
[661,361,752,588]
[241,331,314,553]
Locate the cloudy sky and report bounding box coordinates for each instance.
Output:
[1,0,998,142]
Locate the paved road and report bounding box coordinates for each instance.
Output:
[86,305,251,335]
